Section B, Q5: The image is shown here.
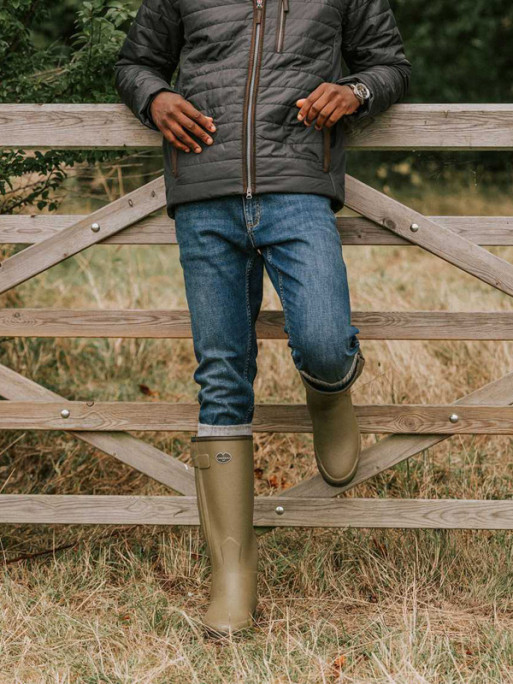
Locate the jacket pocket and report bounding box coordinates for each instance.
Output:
[275,0,289,52]
[171,145,179,178]
[322,127,331,173]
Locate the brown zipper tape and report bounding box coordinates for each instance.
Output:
[276,0,289,52]
[322,127,331,172]
[171,145,179,178]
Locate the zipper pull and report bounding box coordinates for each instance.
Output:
[283,0,289,11]
[246,188,253,199]
[255,0,263,22]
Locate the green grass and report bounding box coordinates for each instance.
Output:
[1,163,513,682]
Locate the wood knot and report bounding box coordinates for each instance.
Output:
[383,218,396,231]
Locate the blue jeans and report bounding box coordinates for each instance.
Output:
[174,192,364,437]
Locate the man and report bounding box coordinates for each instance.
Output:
[115,0,410,637]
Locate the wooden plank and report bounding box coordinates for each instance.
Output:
[0,177,166,295]
[0,495,513,529]
[281,371,513,499]
[2,309,513,340]
[2,215,513,246]
[1,104,513,150]
[345,104,513,151]
[1,401,513,433]
[345,175,513,297]
[0,364,195,495]
[0,214,177,245]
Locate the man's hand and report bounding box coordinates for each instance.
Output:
[295,83,360,130]
[150,91,216,153]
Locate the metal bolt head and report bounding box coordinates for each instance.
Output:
[410,223,419,232]
[449,413,459,424]
[91,222,100,232]
[60,409,70,419]
[275,505,285,516]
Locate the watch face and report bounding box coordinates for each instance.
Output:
[355,83,369,100]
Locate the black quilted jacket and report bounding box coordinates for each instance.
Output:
[115,0,411,219]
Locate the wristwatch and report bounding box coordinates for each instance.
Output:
[347,81,371,106]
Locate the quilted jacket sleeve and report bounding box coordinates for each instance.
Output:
[114,0,184,131]
[337,0,411,121]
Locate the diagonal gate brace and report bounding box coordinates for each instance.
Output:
[345,175,513,297]
[0,363,195,495]
[0,176,166,294]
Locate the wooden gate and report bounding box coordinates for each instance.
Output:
[1,103,513,530]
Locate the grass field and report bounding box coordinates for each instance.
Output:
[1,159,513,683]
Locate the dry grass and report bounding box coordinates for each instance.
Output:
[1,163,513,682]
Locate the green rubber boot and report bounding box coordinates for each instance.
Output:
[190,435,258,636]
[301,351,365,487]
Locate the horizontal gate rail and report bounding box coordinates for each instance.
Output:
[1,401,513,434]
[0,309,512,340]
[0,495,512,529]
[2,215,513,246]
[1,104,512,150]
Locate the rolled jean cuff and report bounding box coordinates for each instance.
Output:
[197,422,253,437]
[299,349,365,393]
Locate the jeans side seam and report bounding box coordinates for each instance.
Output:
[243,254,256,423]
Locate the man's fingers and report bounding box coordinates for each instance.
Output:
[167,120,203,153]
[302,90,331,126]
[295,84,326,123]
[296,83,361,129]
[178,113,215,147]
[161,127,190,152]
[314,101,338,129]
[307,91,331,126]
[183,101,217,133]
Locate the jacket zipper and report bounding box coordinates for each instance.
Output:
[275,0,289,52]
[243,0,266,199]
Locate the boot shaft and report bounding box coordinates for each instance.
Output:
[191,435,257,570]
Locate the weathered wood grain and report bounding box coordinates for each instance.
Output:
[1,104,513,149]
[0,177,166,294]
[1,401,513,433]
[345,175,513,297]
[0,495,513,529]
[2,215,513,246]
[1,309,513,340]
[0,364,195,495]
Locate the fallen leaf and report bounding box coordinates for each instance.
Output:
[332,654,347,673]
[268,475,280,489]
[139,384,158,397]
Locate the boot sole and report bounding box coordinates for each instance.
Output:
[202,611,257,638]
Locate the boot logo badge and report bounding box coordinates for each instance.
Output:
[216,451,232,464]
